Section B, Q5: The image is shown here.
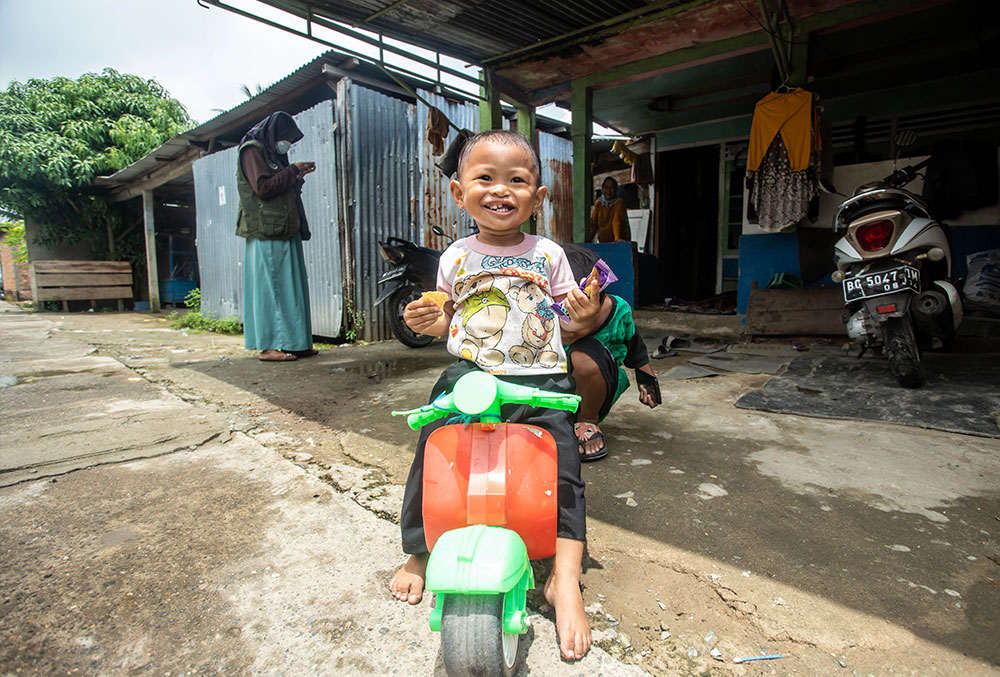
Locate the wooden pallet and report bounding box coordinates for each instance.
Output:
[30,260,133,311]
[745,286,847,336]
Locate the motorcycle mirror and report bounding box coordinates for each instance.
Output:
[431,226,445,236]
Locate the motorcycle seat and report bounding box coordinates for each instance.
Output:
[840,196,914,225]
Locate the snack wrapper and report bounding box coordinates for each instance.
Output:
[551,259,617,320]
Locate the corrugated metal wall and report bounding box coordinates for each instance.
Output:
[414,91,479,250]
[192,99,342,337]
[192,146,242,321]
[537,130,574,244]
[345,84,417,343]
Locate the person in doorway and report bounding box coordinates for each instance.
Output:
[561,244,659,460]
[587,176,631,243]
[388,129,601,661]
[236,111,318,362]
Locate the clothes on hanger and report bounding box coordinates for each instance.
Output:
[746,87,822,231]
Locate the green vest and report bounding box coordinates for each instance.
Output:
[235,140,306,240]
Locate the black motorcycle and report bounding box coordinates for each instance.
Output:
[374,234,443,348]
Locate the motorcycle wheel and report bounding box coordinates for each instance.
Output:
[441,594,519,677]
[387,285,434,348]
[883,316,926,388]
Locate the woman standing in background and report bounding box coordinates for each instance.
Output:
[235,111,318,362]
[588,176,630,243]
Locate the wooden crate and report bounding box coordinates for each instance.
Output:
[30,260,133,311]
[745,286,847,336]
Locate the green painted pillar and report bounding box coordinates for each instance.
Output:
[571,79,593,243]
[479,68,502,131]
[516,101,537,234]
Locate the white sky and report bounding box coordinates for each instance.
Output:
[0,0,604,132]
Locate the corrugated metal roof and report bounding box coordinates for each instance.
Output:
[247,0,664,66]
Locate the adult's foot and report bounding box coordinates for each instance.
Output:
[259,350,297,362]
[389,553,428,605]
[543,565,591,660]
[289,348,319,357]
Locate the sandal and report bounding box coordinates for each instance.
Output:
[259,350,297,362]
[575,422,608,462]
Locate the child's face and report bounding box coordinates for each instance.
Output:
[450,140,546,245]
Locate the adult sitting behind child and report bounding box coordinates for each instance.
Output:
[388,130,601,661]
[561,244,660,460]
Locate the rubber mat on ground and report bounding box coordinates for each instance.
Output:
[735,352,1000,438]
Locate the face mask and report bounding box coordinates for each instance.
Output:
[275,140,292,155]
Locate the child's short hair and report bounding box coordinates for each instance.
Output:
[457,129,541,184]
[562,243,609,302]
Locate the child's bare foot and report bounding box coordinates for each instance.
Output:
[544,539,591,661]
[389,553,427,604]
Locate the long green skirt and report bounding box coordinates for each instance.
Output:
[243,234,312,351]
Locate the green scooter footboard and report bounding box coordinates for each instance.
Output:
[425,525,534,634]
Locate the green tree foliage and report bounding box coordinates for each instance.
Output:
[0,68,193,259]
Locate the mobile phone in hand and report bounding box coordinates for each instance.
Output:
[635,369,661,405]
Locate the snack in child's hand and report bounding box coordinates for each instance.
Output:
[551,259,618,319]
[420,291,449,310]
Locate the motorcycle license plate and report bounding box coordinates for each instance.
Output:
[843,266,919,302]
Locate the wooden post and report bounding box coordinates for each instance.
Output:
[142,189,160,313]
[571,79,593,244]
[516,101,537,234]
[478,68,502,131]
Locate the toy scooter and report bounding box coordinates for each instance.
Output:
[392,370,580,676]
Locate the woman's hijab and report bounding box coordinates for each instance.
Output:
[240,111,304,169]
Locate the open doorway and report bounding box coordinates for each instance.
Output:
[656,145,719,302]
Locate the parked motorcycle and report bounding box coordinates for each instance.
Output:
[374,233,443,348]
[831,155,962,388]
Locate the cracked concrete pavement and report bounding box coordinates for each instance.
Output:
[1,303,998,676]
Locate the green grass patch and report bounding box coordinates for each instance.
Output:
[166,310,243,335]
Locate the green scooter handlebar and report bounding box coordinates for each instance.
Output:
[391,371,580,429]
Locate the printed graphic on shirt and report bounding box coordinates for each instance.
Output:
[445,243,568,375]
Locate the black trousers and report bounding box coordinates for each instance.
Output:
[400,360,587,555]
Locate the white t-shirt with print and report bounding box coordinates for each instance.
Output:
[437,234,577,376]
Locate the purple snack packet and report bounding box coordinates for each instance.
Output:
[551,259,618,319]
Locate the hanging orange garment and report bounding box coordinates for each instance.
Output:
[747,88,819,172]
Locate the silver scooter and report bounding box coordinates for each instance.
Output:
[831,156,962,388]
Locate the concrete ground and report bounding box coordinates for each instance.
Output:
[1,303,998,676]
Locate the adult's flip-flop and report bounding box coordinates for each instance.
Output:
[575,422,608,462]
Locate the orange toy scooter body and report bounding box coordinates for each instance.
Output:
[423,422,558,560]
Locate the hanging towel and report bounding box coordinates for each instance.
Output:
[747,88,819,173]
[426,106,451,156]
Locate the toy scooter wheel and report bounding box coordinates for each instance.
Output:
[441,594,519,677]
[388,285,434,348]
[884,316,926,388]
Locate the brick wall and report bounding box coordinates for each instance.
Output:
[0,240,32,300]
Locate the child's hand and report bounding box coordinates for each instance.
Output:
[403,299,442,334]
[563,280,600,327]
